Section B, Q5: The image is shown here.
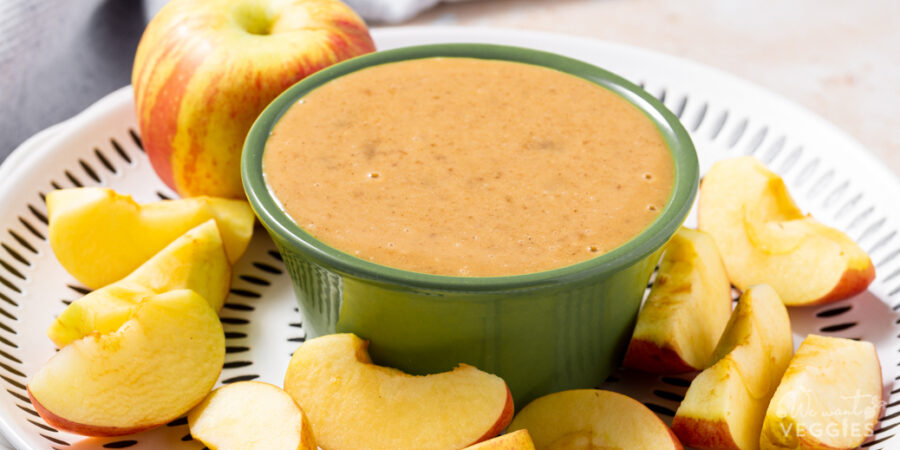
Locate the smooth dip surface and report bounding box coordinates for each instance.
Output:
[263,57,674,276]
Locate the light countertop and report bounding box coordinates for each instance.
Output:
[405,0,900,177]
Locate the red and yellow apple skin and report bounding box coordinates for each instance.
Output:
[671,284,793,450]
[622,227,733,374]
[133,0,376,198]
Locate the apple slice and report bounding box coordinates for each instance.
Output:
[283,333,513,450]
[698,157,874,306]
[671,284,793,450]
[47,220,231,348]
[507,389,682,449]
[47,187,254,289]
[761,335,882,449]
[464,430,535,450]
[28,289,224,436]
[623,227,733,373]
[188,381,316,450]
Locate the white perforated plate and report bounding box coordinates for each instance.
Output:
[0,27,898,449]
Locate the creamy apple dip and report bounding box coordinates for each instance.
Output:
[263,57,673,276]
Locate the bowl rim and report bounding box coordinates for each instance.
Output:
[242,43,699,291]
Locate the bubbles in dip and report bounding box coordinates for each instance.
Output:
[263,57,674,276]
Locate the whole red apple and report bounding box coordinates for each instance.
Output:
[132,0,375,198]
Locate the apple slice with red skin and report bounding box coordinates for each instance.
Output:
[623,227,733,373]
[132,0,376,198]
[760,335,882,450]
[28,290,224,436]
[671,284,793,450]
[698,157,874,306]
[283,333,513,450]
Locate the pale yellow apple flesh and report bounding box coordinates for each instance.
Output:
[623,227,733,373]
[464,430,535,450]
[28,289,225,436]
[47,220,231,348]
[698,157,874,306]
[671,284,793,450]
[47,187,254,289]
[761,335,882,450]
[188,381,316,450]
[507,389,682,449]
[283,333,514,450]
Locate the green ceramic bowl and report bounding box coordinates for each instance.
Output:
[242,43,698,407]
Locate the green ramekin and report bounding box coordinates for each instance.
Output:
[242,43,698,407]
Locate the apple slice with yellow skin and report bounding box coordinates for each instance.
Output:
[464,430,535,450]
[623,227,733,373]
[760,335,882,450]
[507,389,682,449]
[28,289,225,436]
[47,220,231,348]
[671,284,793,450]
[188,381,316,450]
[698,157,874,306]
[47,187,253,289]
[283,333,514,450]
[133,0,375,198]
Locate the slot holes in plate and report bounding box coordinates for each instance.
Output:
[807,170,834,199]
[102,440,138,448]
[709,109,729,140]
[761,135,786,164]
[726,118,748,149]
[656,87,667,103]
[673,95,687,118]
[221,373,260,384]
[111,138,132,164]
[858,217,886,243]
[64,170,83,188]
[819,322,857,333]
[129,128,143,151]
[816,305,852,318]
[794,158,821,187]
[27,204,47,225]
[878,247,900,267]
[79,159,101,183]
[744,126,768,155]
[779,146,803,173]
[822,180,850,208]
[690,102,707,132]
[643,402,676,417]
[95,148,117,174]
[869,231,896,255]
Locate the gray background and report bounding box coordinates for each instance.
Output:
[0,0,149,163]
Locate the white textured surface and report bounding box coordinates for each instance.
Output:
[407,0,900,177]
